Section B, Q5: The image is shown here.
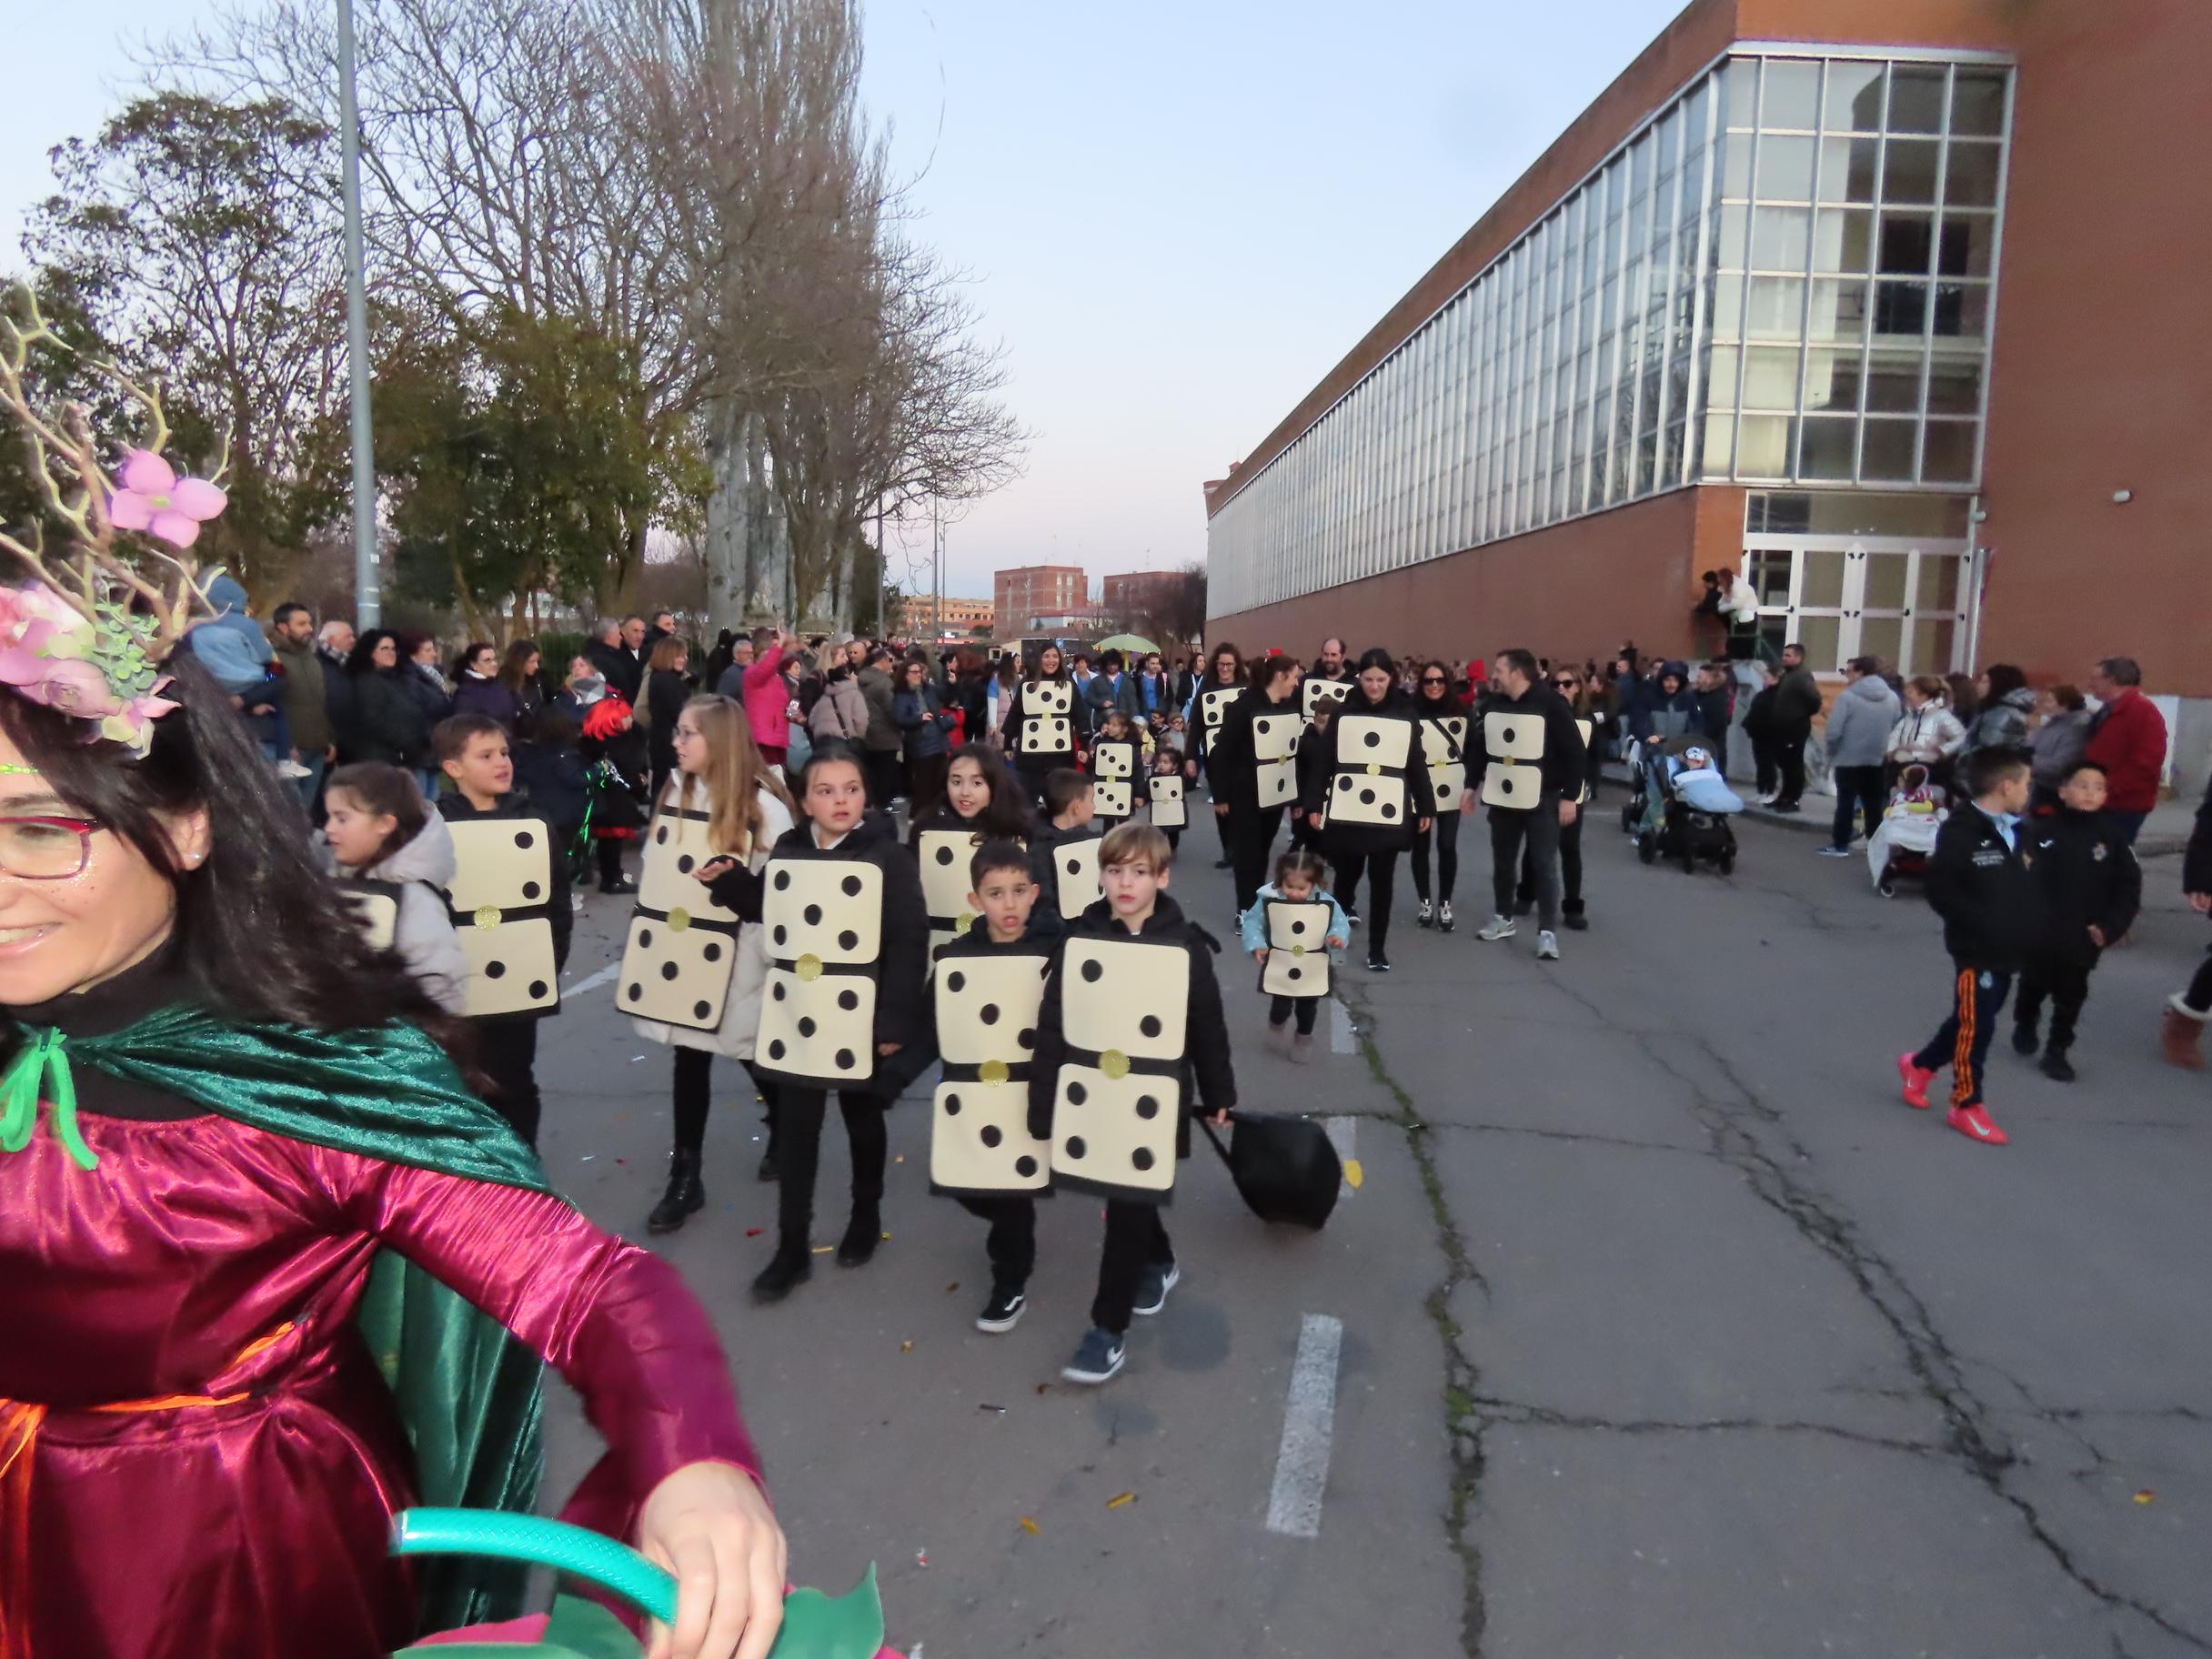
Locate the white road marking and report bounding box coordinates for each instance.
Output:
[1265,1313,1344,1540]
[1322,1116,1358,1198]
[1330,1000,1355,1054]
[567,962,621,995]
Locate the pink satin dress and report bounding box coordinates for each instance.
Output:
[0,984,759,1659]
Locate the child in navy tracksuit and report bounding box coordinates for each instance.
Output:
[2010,760,2140,1082]
[1898,748,2042,1146]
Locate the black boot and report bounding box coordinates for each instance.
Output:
[601,874,637,895]
[2011,1022,2039,1057]
[750,1232,814,1302]
[646,1149,706,1235]
[756,1141,780,1182]
[2038,1046,2076,1083]
[837,1201,882,1268]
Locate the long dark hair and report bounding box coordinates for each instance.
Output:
[326,760,429,870]
[0,654,472,1062]
[924,742,1034,840]
[498,638,540,695]
[1415,659,1466,715]
[345,628,398,678]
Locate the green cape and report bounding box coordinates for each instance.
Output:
[6,1003,553,1637]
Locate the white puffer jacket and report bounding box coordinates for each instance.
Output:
[357,810,470,1014]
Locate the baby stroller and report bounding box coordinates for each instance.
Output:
[1866,765,1947,897]
[1634,742,1740,876]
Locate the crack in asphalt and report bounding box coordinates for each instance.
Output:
[1469,1396,1945,1458]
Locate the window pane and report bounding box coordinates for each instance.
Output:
[1952,69,2006,137]
[1865,551,1910,609]
[1710,272,1744,339]
[1756,136,1817,200]
[1819,137,1880,203]
[1944,140,2002,207]
[1912,618,1957,676]
[1860,417,1917,479]
[1744,345,1801,408]
[1883,139,1942,205]
[1752,206,1811,268]
[1888,65,1946,134]
[1761,60,1821,129]
[1721,58,1759,128]
[1873,281,1928,341]
[1662,420,1685,486]
[1876,211,1935,274]
[1722,132,1754,197]
[1634,430,1657,495]
[1859,615,1903,669]
[1746,276,1805,338]
[1802,347,1862,412]
[1808,276,1871,344]
[1736,414,1790,476]
[1925,354,1983,415]
[1936,213,1997,277]
[1916,554,1962,611]
[1716,203,1750,266]
[1864,350,1925,412]
[1934,280,1991,345]
[1800,549,1847,607]
[1824,62,1885,133]
[1701,412,1735,476]
[1923,418,1978,482]
[1813,207,1874,273]
[1706,344,1741,407]
[1798,415,1856,478]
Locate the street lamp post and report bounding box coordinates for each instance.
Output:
[337,0,380,626]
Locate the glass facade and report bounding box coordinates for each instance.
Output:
[1207,49,2012,618]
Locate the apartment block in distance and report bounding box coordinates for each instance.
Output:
[1203,0,2211,792]
[907,594,996,636]
[995,565,1091,632]
[1101,569,1181,623]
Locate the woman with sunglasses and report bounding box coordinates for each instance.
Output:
[1410,662,1472,931]
[0,578,782,1657]
[1514,667,1610,930]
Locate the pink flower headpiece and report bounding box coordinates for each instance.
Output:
[0,286,223,755]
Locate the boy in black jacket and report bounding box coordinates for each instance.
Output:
[2011,760,2141,1081]
[1898,748,2043,1145]
[435,713,573,1147]
[1027,768,1101,933]
[1029,824,1235,1386]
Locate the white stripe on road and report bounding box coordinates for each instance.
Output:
[1322,1116,1357,1198]
[1265,1313,1344,1540]
[1330,999,1355,1054]
[566,962,621,995]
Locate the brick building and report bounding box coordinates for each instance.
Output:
[1204,0,2212,792]
[1101,569,1180,624]
[906,594,996,636]
[995,565,1091,632]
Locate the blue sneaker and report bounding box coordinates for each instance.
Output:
[1061,1326,1126,1385]
[1815,845,1853,859]
[1132,1260,1181,1317]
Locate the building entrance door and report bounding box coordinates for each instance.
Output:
[1738,492,1975,679]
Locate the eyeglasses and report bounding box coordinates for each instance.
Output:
[0,815,105,880]
[1420,676,1448,686]
[1552,678,1579,689]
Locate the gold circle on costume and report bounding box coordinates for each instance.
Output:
[957,910,978,930]
[1291,944,1306,957]
[797,954,823,981]
[1101,1049,1131,1080]
[1366,762,1382,775]
[473,906,501,930]
[980,1059,1010,1085]
[668,907,692,930]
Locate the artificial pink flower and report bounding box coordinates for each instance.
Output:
[109,449,227,549]
[0,653,122,718]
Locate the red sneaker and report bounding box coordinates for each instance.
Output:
[1947,1104,2008,1146]
[1897,1052,1935,1110]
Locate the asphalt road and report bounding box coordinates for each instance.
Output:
[533,795,2211,1659]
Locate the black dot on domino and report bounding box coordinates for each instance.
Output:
[772,925,787,946]
[639,928,655,948]
[980,1125,1002,1149]
[771,981,787,1000]
[703,942,721,963]
[656,825,669,845]
[1132,1147,1155,1171]
[514,830,535,847]
[522,880,541,900]
[1067,1081,1088,1106]
[692,1000,709,1020]
[485,960,506,980]
[1139,1015,1161,1038]
[842,874,864,896]
[1018,1028,1035,1050]
[935,846,954,865]
[838,930,859,950]
[838,989,859,1010]
[946,970,966,992]
[804,903,822,925]
[944,1093,961,1115]
[798,1017,816,1038]
[660,960,679,981]
[1015,1155,1039,1178]
[1081,959,1103,983]
[1065,1136,1087,1159]
[1360,789,1376,805]
[769,1039,786,1060]
[678,855,694,874]
[834,1049,856,1071]
[980,1003,1000,1025]
[1136,1095,1160,1120]
[774,870,790,890]
[625,983,641,1002]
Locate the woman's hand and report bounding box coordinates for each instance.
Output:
[638,1461,787,1659]
[1415,816,1433,834]
[877,1041,902,1057]
[1184,759,1198,779]
[1458,789,1478,816]
[1307,811,1324,832]
[695,855,739,885]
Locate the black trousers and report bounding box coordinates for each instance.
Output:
[1830,764,1885,848]
[1752,735,1781,798]
[1333,846,1402,952]
[909,751,949,812]
[865,749,903,809]
[2016,956,2095,1052]
[1491,803,1562,930]
[774,1086,889,1240]
[595,838,627,887]
[670,1046,777,1160]
[1775,733,1810,807]
[475,1017,542,1149]
[2186,950,2212,1017]
[1269,995,1320,1035]
[1518,811,1586,914]
[1092,1201,1175,1335]
[957,1195,1038,1292]
[1410,808,1462,904]
[1913,965,2012,1109]
[1230,805,1284,915]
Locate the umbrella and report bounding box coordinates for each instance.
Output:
[1091,633,1159,657]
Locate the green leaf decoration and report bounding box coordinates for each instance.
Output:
[771,1566,888,1659]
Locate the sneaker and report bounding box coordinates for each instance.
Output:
[1757,790,1780,806]
[1213,855,1234,870]
[1061,1326,1127,1385]
[1476,915,1516,942]
[1770,800,1802,814]
[1947,1103,2008,1145]
[1437,900,1454,933]
[1897,1052,1935,1110]
[1416,900,1434,928]
[276,759,314,779]
[1535,930,1560,961]
[2038,1049,2076,1083]
[1291,1032,1314,1064]
[1342,908,1362,927]
[600,876,637,895]
[1366,950,1392,972]
[1563,912,1590,931]
[2010,1025,2039,1057]
[1815,845,1852,859]
[1132,1260,1181,1317]
[976,1287,1028,1333]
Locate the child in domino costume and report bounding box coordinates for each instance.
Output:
[909,745,1036,961]
[1147,747,1187,849]
[1027,832,1237,1381]
[1238,848,1351,1051]
[1090,718,1141,828]
[1026,769,1102,934]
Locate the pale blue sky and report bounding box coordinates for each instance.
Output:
[1,0,1689,599]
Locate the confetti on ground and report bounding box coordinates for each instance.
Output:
[915,1551,928,1568]
[945,1282,960,1293]
[1036,1383,1051,1395]
[812,1245,835,1254]
[579,1155,595,1162]
[1342,1158,1365,1190]
[1106,1493,1136,1510]
[2135,1489,2157,1504]
[745,1227,763,1237]
[894,1154,905,1163]
[881,1232,892,1241]
[1019,1517,1040,1535]
[901,1341,913,1352]
[979,1403,1005,1413]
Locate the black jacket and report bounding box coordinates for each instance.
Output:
[1924,805,2046,972]
[347,665,434,769]
[588,638,643,705]
[1025,892,1235,1156]
[642,668,691,777]
[757,811,933,1093]
[1206,687,1299,817]
[2185,774,2212,900]
[1027,819,1101,934]
[437,787,574,976]
[1773,663,1824,739]
[1478,682,1589,804]
[1298,688,1436,853]
[2025,809,2142,964]
[511,740,589,838]
[1004,678,1079,768]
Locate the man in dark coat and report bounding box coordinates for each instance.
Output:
[1769,641,1825,813]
